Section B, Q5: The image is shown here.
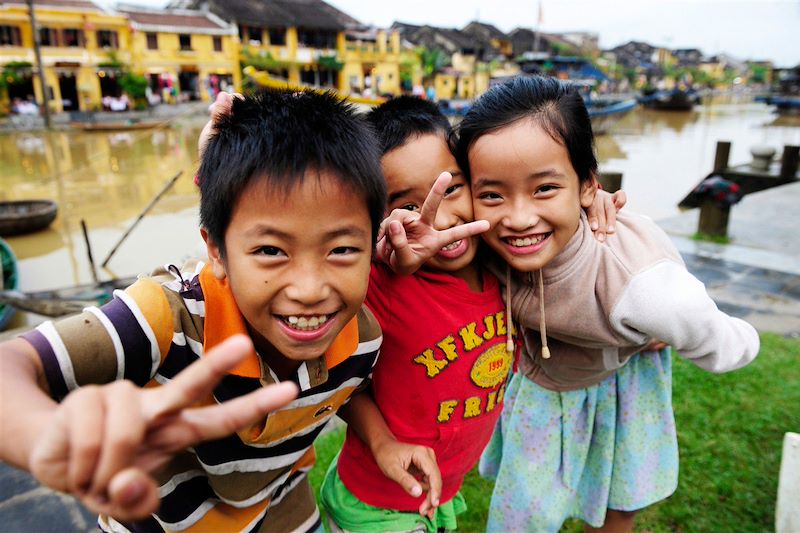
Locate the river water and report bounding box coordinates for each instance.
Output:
[1,97,799,328]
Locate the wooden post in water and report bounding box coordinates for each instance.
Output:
[697,199,729,238]
[597,172,622,193]
[779,145,800,181]
[713,141,731,173]
[697,141,734,238]
[100,171,182,268]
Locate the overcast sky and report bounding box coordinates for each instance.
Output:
[105,0,800,67]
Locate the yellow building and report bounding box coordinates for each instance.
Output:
[341,28,403,96]
[392,23,500,101]
[186,0,350,92]
[120,6,240,104]
[1,0,130,113]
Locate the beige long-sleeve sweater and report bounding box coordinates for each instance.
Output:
[501,211,760,391]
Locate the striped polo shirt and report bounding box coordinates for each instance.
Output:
[22,260,382,533]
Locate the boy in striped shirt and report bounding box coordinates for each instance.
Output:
[0,89,447,532]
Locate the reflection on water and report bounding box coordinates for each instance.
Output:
[1,101,798,319]
[597,101,799,222]
[1,119,208,307]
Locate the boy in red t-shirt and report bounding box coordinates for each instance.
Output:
[320,97,512,532]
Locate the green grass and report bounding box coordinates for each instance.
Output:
[310,333,799,532]
[691,232,732,245]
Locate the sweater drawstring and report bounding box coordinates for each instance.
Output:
[538,269,550,359]
[506,265,514,355]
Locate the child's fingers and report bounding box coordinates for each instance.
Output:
[436,220,490,247]
[418,172,452,226]
[645,339,669,351]
[385,220,411,263]
[142,335,254,422]
[199,93,241,157]
[602,193,618,235]
[28,402,72,492]
[89,382,146,498]
[63,386,107,496]
[612,189,627,212]
[411,448,441,510]
[98,467,160,521]
[210,91,234,121]
[173,381,298,445]
[383,463,424,499]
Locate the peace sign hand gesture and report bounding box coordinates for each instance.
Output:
[28,335,298,522]
[376,172,490,275]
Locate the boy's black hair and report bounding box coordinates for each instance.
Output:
[454,75,598,183]
[365,95,451,154]
[199,89,387,255]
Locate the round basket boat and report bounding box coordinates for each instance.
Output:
[0,200,58,237]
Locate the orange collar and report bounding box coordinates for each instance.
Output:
[198,264,359,378]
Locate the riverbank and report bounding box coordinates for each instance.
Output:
[0,101,209,132]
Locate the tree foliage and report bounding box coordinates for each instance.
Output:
[1,61,34,92]
[416,46,449,81]
[240,47,292,72]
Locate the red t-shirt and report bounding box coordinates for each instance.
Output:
[337,264,514,511]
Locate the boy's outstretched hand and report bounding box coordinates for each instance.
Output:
[28,335,298,522]
[376,172,490,275]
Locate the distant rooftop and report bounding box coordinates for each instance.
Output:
[118,5,235,34]
[173,0,361,30]
[3,0,107,10]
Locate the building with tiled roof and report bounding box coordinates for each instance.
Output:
[0,0,131,112]
[461,20,512,57]
[119,4,240,104]
[173,0,403,95]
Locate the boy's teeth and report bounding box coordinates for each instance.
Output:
[284,314,328,331]
[441,239,462,251]
[509,235,546,247]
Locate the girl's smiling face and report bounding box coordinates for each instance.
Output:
[469,118,596,273]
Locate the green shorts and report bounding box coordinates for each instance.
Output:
[320,454,467,533]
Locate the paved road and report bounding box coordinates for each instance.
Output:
[1,182,797,531]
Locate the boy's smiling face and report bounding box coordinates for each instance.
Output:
[382,132,479,280]
[204,171,372,375]
[469,119,596,273]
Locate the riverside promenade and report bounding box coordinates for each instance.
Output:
[0,181,798,531]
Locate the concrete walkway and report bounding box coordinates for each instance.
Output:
[0,181,798,530]
[657,180,800,336]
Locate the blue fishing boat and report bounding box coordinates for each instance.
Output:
[0,238,18,330]
[757,67,800,115]
[587,97,638,134]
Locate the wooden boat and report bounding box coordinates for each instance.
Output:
[438,99,472,117]
[70,119,166,131]
[0,200,58,237]
[0,276,137,318]
[587,98,638,134]
[439,94,636,134]
[757,68,800,115]
[0,238,19,330]
[637,88,700,111]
